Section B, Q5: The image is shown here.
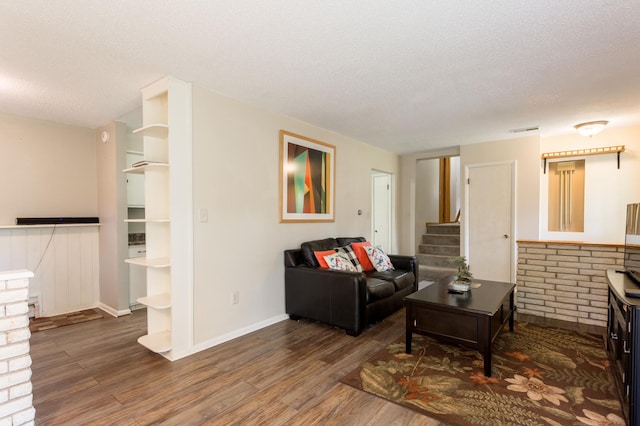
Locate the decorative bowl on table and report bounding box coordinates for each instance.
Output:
[448,281,471,292]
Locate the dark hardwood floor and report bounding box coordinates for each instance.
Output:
[30,308,441,425]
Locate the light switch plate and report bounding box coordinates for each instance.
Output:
[199,208,208,223]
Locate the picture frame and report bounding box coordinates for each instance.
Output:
[279,130,335,222]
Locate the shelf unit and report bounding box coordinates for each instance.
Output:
[123,163,169,174]
[125,257,171,268]
[123,76,193,360]
[132,123,169,138]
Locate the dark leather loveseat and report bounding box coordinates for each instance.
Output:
[284,237,418,336]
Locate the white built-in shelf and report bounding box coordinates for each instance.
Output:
[138,331,172,353]
[123,163,169,174]
[137,293,171,309]
[132,124,169,138]
[125,257,171,268]
[124,218,170,223]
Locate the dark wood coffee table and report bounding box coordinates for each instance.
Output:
[405,275,515,377]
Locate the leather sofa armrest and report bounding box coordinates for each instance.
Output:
[285,267,367,335]
[388,255,419,288]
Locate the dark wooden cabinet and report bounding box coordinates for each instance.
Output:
[606,269,640,425]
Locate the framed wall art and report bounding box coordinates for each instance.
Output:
[279,130,335,222]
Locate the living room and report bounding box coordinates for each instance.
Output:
[1,2,640,424]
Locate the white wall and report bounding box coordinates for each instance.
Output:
[190,85,400,346]
[0,112,102,316]
[459,135,541,254]
[96,122,130,316]
[402,127,640,277]
[0,225,99,316]
[539,125,640,243]
[450,156,460,219]
[0,112,97,224]
[398,147,460,255]
[416,159,439,224]
[415,158,439,246]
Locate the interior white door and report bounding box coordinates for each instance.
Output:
[467,162,513,282]
[372,172,391,251]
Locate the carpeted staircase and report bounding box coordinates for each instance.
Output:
[417,223,460,282]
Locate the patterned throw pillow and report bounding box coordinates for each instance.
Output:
[336,245,363,272]
[314,249,337,268]
[364,245,395,272]
[324,252,358,272]
[350,241,374,271]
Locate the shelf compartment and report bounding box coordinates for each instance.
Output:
[125,257,171,268]
[137,292,171,309]
[138,331,171,353]
[133,124,169,138]
[123,163,169,174]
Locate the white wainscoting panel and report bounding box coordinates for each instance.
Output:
[0,224,99,316]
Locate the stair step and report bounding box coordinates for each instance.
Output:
[418,265,457,282]
[426,223,460,235]
[417,253,456,268]
[418,244,460,256]
[419,222,460,279]
[422,234,460,246]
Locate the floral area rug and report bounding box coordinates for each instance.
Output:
[341,322,625,425]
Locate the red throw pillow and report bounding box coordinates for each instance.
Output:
[314,249,337,268]
[350,241,374,271]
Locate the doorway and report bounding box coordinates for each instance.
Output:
[466,161,514,282]
[414,157,460,252]
[372,171,392,251]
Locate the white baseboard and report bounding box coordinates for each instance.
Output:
[97,303,131,318]
[172,313,290,361]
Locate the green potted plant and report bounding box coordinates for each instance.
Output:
[449,256,473,292]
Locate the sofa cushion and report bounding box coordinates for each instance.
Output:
[301,238,338,267]
[366,278,395,303]
[394,272,415,291]
[324,252,358,272]
[336,245,363,272]
[364,245,395,271]
[367,270,415,291]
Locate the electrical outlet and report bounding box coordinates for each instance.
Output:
[232,290,240,304]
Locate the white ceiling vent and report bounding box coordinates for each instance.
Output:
[509,126,540,134]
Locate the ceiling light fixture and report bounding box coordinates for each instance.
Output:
[574,120,608,137]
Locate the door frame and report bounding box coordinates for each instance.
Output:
[371,170,393,252]
[464,160,516,283]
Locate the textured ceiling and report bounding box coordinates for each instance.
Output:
[1,1,640,153]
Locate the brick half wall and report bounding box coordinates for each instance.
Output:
[517,241,624,327]
[0,270,35,425]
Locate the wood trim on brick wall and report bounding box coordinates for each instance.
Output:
[517,239,623,249]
